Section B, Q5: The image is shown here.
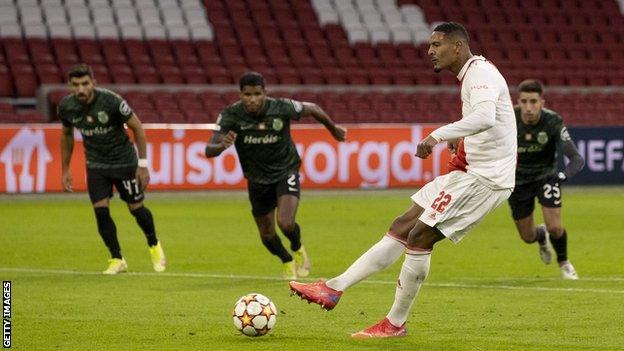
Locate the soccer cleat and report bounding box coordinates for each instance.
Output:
[283,261,297,280]
[537,224,552,265]
[559,261,579,280]
[103,258,127,275]
[289,280,342,310]
[293,245,311,277]
[351,318,407,338]
[148,241,167,272]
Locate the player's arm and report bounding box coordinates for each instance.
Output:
[301,102,347,141]
[560,140,584,179]
[205,130,237,158]
[416,101,496,158]
[125,114,150,190]
[60,123,74,192]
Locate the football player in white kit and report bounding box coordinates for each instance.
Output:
[290,22,517,338]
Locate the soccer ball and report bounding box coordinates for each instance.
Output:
[232,293,277,337]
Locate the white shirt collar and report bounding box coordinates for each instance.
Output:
[457,55,485,81]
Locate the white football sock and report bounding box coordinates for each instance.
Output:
[386,250,431,327]
[326,235,404,291]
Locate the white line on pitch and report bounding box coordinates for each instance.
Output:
[1,267,622,295]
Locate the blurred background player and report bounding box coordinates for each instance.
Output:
[205,72,346,279]
[59,64,166,275]
[509,79,585,280]
[290,22,517,338]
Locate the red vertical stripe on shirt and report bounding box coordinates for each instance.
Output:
[448,138,468,172]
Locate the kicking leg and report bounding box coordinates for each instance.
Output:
[289,203,423,310]
[352,221,444,338]
[325,203,424,291]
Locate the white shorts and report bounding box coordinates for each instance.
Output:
[411,171,512,244]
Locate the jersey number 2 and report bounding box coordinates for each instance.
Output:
[431,191,452,213]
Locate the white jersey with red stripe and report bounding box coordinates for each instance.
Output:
[430,56,517,190]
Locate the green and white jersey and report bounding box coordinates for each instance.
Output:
[515,107,571,185]
[59,88,136,169]
[216,97,303,184]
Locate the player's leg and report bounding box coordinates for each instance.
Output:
[325,204,423,291]
[249,180,294,278]
[509,181,552,264]
[354,172,511,338]
[541,201,578,279]
[114,167,166,272]
[254,211,296,278]
[275,174,309,276]
[351,221,443,339]
[87,168,126,274]
[288,203,419,310]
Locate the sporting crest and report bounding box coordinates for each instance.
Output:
[537,131,548,144]
[272,118,284,131]
[97,111,109,124]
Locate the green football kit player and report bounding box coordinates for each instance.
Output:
[508,80,585,279]
[59,64,166,274]
[205,72,347,279]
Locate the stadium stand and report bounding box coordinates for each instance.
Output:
[0,0,623,125]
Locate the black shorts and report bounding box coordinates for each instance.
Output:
[247,173,300,217]
[86,166,145,204]
[508,177,562,220]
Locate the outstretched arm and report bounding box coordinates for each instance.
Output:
[301,102,347,141]
[205,130,237,158]
[125,114,150,190]
[60,124,74,192]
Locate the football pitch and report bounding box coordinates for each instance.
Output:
[1,187,623,350]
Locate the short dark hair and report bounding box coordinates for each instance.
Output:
[433,22,470,42]
[239,72,265,90]
[517,79,544,95]
[68,64,94,80]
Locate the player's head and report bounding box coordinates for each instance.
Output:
[68,64,96,103]
[428,22,471,73]
[239,72,266,115]
[517,79,545,124]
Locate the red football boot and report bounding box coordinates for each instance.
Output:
[289,280,343,310]
[351,318,407,338]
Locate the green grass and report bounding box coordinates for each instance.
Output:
[2,188,623,350]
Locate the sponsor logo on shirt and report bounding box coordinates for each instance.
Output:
[80,126,114,136]
[470,85,489,90]
[243,135,279,144]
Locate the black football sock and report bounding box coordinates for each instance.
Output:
[130,206,158,246]
[550,230,568,263]
[94,207,122,259]
[261,235,293,263]
[282,223,301,251]
[535,225,546,245]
